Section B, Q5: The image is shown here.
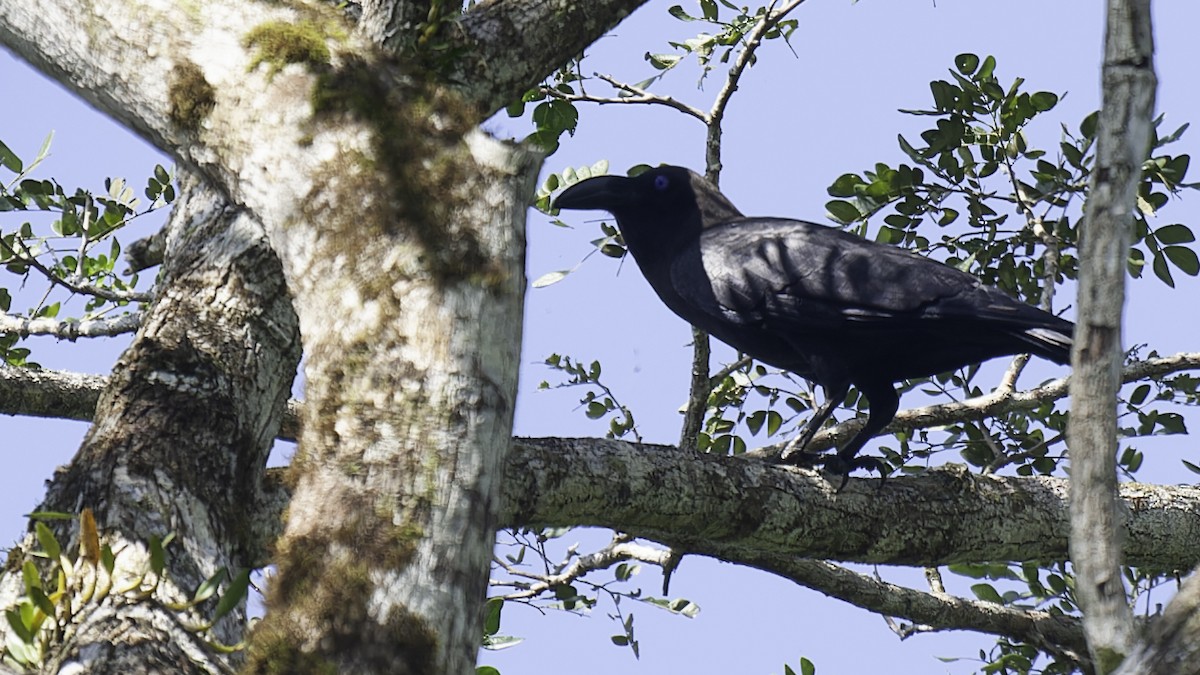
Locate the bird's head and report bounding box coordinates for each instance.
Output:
[552,165,743,238]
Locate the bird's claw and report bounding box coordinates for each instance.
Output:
[820,454,889,493]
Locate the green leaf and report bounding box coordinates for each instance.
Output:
[6,607,32,643]
[1152,251,1175,287]
[827,173,864,198]
[746,410,765,435]
[766,410,783,436]
[1030,91,1058,112]
[668,4,698,21]
[27,511,75,520]
[825,200,861,225]
[149,536,167,577]
[35,522,60,561]
[476,667,502,675]
[801,657,817,675]
[646,53,682,70]
[213,569,251,620]
[1080,110,1100,139]
[1165,245,1200,276]
[192,567,228,604]
[21,561,41,592]
[971,583,1004,604]
[101,545,116,575]
[28,587,55,620]
[1154,224,1194,245]
[954,53,979,76]
[483,597,503,636]
[1130,384,1151,405]
[0,139,22,173]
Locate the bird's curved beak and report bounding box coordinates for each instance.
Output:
[552,175,629,213]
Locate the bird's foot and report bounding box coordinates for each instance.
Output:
[821,454,889,493]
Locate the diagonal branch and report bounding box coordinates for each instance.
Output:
[737,556,1089,668]
[748,352,1200,458]
[453,0,654,114]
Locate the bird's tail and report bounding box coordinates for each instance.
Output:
[1019,325,1073,365]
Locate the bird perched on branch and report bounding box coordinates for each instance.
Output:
[553,165,1073,487]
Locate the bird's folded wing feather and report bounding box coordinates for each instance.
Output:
[671,218,1048,334]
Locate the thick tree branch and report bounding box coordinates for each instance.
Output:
[1116,568,1200,675]
[8,364,1200,568]
[0,312,140,339]
[454,0,653,114]
[505,438,1200,569]
[1070,0,1156,668]
[0,174,299,671]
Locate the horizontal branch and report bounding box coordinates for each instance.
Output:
[0,312,140,340]
[5,362,1200,568]
[491,533,671,601]
[507,437,1200,569]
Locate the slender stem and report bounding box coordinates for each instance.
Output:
[542,74,709,122]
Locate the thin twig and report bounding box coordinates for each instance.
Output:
[0,236,152,303]
[541,75,708,123]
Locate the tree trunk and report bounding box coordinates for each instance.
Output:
[0,0,648,671]
[1069,0,1156,670]
[0,175,299,673]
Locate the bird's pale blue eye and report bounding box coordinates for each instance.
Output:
[653,175,670,191]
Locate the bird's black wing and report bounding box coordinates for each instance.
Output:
[667,218,1071,370]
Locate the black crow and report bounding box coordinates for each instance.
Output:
[552,165,1073,485]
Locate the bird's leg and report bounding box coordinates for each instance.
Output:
[822,383,899,490]
[780,382,850,463]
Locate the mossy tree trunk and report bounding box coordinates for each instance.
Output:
[0,0,649,672]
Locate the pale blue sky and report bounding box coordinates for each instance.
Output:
[3,2,1200,673]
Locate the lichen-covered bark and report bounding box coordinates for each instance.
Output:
[1116,571,1200,675]
[1069,0,1156,669]
[454,0,651,114]
[506,439,1200,569]
[246,128,538,673]
[0,0,651,671]
[0,175,300,672]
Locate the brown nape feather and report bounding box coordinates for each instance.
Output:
[688,172,743,227]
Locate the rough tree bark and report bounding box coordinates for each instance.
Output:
[1069,0,1155,671]
[0,0,650,672]
[0,175,300,672]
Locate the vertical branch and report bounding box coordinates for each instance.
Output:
[1068,0,1155,670]
[677,0,806,453]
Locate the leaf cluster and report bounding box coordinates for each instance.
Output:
[2,510,250,669]
[648,1,798,88]
[539,353,640,441]
[0,134,172,366]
